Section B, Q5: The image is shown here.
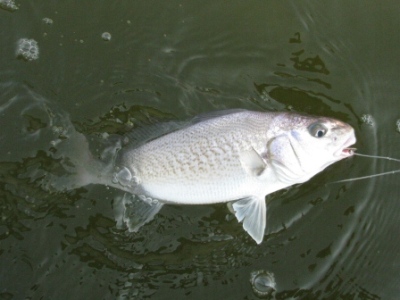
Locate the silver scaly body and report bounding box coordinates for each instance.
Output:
[119,111,285,204]
[109,110,356,244]
[44,109,355,244]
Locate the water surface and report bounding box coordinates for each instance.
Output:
[1,1,400,299]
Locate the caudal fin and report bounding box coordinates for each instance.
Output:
[37,107,118,192]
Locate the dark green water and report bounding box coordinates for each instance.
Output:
[1,1,400,299]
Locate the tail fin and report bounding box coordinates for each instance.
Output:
[38,108,118,192]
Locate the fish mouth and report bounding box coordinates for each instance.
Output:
[335,134,357,158]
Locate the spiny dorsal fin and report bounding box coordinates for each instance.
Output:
[122,109,250,150]
[122,120,185,149]
[189,109,248,125]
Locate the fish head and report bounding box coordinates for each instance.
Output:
[268,114,356,184]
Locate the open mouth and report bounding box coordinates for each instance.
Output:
[342,147,356,156]
[342,136,357,156]
[335,134,357,157]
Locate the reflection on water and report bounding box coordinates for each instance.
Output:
[1,1,400,299]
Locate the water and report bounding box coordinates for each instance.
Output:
[1,1,400,299]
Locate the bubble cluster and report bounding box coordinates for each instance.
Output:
[250,270,276,298]
[361,114,375,126]
[101,32,112,41]
[396,119,400,133]
[16,38,39,61]
[0,0,18,12]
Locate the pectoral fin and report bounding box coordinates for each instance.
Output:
[240,148,267,177]
[232,196,267,244]
[115,193,164,232]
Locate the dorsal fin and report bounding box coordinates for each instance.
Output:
[190,109,249,125]
[122,120,186,149]
[121,109,249,150]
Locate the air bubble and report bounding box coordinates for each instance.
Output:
[42,17,53,25]
[50,139,61,147]
[396,119,400,133]
[16,38,39,61]
[162,47,176,54]
[138,195,158,205]
[0,0,18,12]
[361,114,375,126]
[250,270,276,298]
[122,136,130,145]
[101,32,112,41]
[113,167,133,186]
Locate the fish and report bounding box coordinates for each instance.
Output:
[45,109,356,244]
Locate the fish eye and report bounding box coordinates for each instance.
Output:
[308,122,328,138]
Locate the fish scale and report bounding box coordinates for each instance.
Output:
[127,114,268,204]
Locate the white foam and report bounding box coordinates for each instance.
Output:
[16,38,39,61]
[361,114,375,126]
[42,17,53,25]
[0,0,18,12]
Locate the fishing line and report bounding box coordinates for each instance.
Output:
[329,152,400,184]
[353,152,400,163]
[330,170,400,183]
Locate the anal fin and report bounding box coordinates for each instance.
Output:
[115,193,164,232]
[232,196,267,244]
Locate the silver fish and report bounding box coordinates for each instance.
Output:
[49,109,356,244]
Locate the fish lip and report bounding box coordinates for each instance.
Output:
[335,134,357,158]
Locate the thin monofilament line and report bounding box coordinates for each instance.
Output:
[329,152,400,184]
[330,170,400,184]
[353,152,400,163]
